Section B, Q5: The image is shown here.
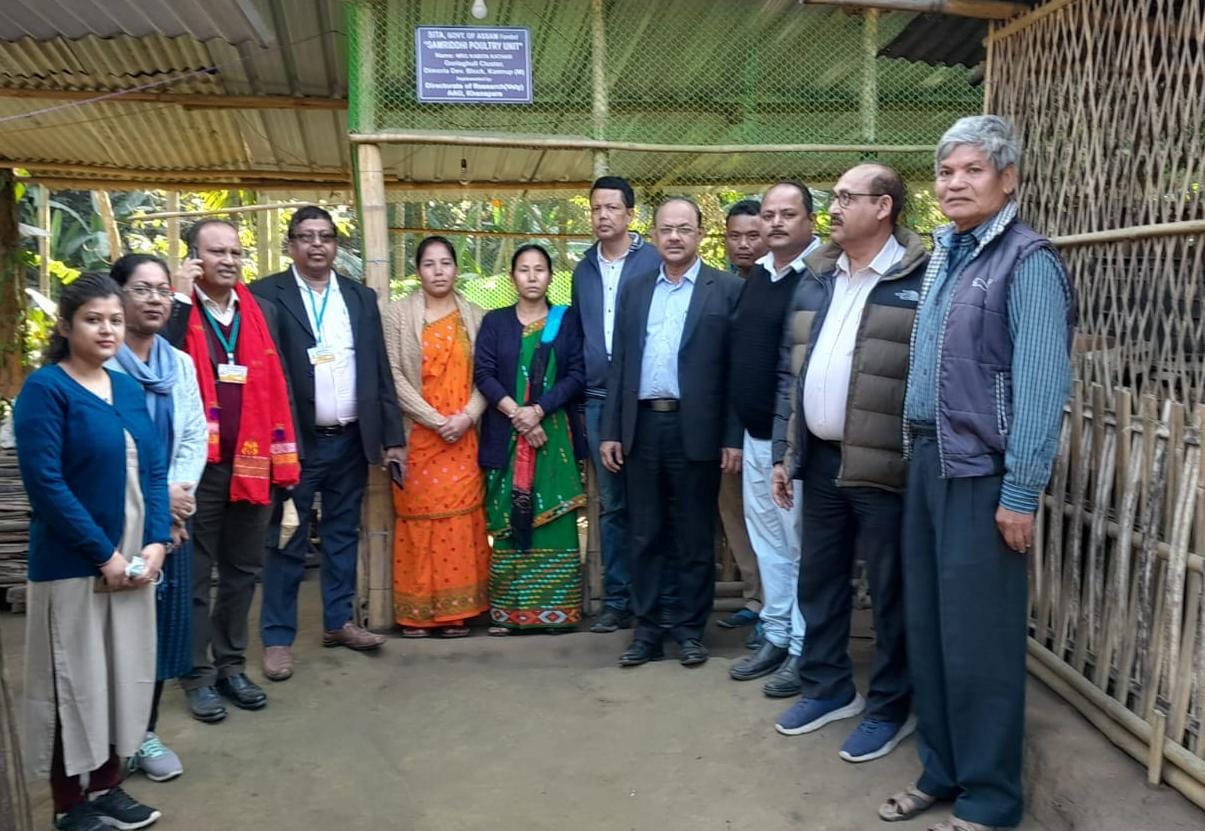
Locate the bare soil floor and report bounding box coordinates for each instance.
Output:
[0,580,1197,831]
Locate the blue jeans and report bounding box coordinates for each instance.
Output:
[261,426,369,645]
[584,398,631,611]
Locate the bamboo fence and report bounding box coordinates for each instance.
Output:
[989,0,1205,810]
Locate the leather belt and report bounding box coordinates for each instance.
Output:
[639,398,680,412]
[314,421,357,437]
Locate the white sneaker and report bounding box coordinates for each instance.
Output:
[134,732,183,782]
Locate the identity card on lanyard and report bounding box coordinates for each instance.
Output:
[305,283,337,365]
[203,306,248,385]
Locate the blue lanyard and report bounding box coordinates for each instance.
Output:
[201,305,240,363]
[305,283,332,344]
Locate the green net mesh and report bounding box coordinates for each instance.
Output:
[346,0,981,304]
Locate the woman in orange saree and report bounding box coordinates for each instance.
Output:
[383,236,491,637]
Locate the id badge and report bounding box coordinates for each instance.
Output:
[217,363,249,384]
[308,345,336,365]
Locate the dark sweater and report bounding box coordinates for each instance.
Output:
[473,305,587,469]
[15,366,172,582]
[729,266,803,439]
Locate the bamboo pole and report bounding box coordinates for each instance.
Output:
[133,201,331,221]
[1051,219,1205,248]
[255,193,271,277]
[590,0,610,179]
[356,142,392,632]
[36,184,50,295]
[347,130,935,155]
[20,162,353,184]
[860,9,879,145]
[95,190,121,262]
[389,226,595,241]
[804,0,1025,19]
[0,86,345,110]
[164,192,180,275]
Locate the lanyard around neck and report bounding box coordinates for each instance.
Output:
[304,282,332,343]
[201,304,240,363]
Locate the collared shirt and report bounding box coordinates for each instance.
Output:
[904,202,1073,513]
[755,236,822,282]
[293,267,358,426]
[803,234,906,441]
[193,283,239,327]
[638,258,701,400]
[599,247,628,358]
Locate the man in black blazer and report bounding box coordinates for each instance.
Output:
[600,197,744,668]
[249,206,406,681]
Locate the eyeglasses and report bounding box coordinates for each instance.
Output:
[290,232,337,244]
[831,191,886,208]
[124,285,174,300]
[655,225,699,237]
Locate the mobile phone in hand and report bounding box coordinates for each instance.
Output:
[388,460,405,489]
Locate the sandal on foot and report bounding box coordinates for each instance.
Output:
[401,627,431,638]
[879,786,939,822]
[930,820,999,831]
[440,625,471,638]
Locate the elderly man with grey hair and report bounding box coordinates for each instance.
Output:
[878,116,1074,830]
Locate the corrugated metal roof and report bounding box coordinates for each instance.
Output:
[877,4,1041,68]
[0,0,273,44]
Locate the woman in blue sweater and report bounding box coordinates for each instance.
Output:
[15,273,171,831]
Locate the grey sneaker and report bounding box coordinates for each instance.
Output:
[134,732,183,782]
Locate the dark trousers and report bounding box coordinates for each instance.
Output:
[261,425,368,644]
[50,721,121,813]
[624,409,720,643]
[904,435,1028,828]
[184,461,273,690]
[799,437,910,721]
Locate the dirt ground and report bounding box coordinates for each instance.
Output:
[0,580,1195,831]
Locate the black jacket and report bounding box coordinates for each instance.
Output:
[601,263,743,461]
[249,270,404,464]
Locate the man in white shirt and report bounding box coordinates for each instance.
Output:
[769,164,927,763]
[249,207,406,682]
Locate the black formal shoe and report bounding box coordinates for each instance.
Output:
[618,639,664,667]
[762,655,805,698]
[677,638,709,667]
[186,686,227,723]
[590,608,633,633]
[215,673,268,710]
[729,641,789,681]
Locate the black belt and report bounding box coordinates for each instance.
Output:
[639,398,680,412]
[908,422,937,437]
[585,388,608,400]
[314,421,357,437]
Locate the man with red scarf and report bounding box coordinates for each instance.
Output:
[175,219,300,723]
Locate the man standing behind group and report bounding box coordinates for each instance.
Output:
[771,164,923,764]
[600,198,743,668]
[571,176,661,633]
[714,200,766,641]
[175,219,300,722]
[726,182,819,698]
[250,207,407,682]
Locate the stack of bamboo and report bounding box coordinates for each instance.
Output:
[0,450,28,613]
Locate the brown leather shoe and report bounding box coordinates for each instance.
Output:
[322,622,386,651]
[262,645,294,681]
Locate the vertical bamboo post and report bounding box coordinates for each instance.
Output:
[350,0,378,134]
[1148,710,1168,787]
[165,192,180,275]
[357,141,393,631]
[255,193,271,277]
[0,634,33,831]
[590,0,609,179]
[860,9,879,143]
[95,190,121,263]
[267,207,281,274]
[36,184,50,295]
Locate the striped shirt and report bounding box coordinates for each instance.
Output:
[904,202,1072,513]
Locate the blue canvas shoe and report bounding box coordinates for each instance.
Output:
[717,608,759,629]
[774,692,865,736]
[744,622,765,650]
[839,714,918,762]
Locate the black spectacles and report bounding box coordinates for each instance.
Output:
[290,232,337,244]
[832,191,886,208]
[124,285,174,300]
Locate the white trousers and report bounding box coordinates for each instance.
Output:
[742,433,806,655]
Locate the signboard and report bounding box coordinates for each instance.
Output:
[415,26,533,104]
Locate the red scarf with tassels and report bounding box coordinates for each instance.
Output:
[183,282,300,504]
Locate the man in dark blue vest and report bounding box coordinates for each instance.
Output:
[878,116,1074,830]
[570,176,661,633]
